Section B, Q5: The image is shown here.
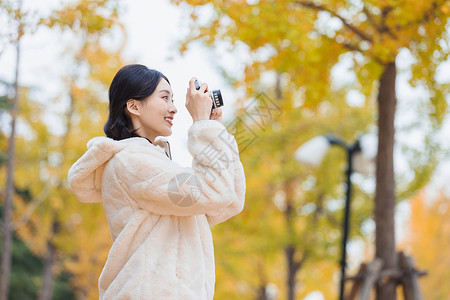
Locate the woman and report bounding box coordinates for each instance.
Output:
[68,64,246,299]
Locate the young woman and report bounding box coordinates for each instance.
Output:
[68,64,246,299]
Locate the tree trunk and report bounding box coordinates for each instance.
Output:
[275,73,300,300]
[0,8,22,299]
[283,179,301,300]
[38,220,59,300]
[255,261,268,300]
[285,244,300,300]
[256,287,268,300]
[375,61,397,300]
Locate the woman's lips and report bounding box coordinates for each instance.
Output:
[165,118,173,126]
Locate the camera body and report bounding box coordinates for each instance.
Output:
[194,80,224,109]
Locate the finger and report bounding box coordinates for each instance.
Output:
[215,109,222,119]
[188,77,198,91]
[200,82,208,93]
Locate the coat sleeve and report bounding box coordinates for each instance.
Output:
[202,128,246,226]
[114,120,245,218]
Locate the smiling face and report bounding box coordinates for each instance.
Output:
[126,78,177,143]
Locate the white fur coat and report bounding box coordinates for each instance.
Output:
[68,120,246,299]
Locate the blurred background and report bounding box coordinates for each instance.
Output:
[0,0,449,299]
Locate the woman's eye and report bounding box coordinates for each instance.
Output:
[162,95,174,103]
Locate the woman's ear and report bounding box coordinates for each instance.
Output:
[126,99,140,116]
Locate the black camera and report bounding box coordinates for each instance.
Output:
[194,80,224,109]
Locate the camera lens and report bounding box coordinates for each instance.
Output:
[211,90,223,109]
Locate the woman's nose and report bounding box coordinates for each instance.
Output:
[169,102,177,114]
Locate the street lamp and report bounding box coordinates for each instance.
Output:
[294,133,377,300]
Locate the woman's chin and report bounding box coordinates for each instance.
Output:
[162,129,172,136]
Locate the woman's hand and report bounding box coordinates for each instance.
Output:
[209,108,223,123]
[185,77,213,123]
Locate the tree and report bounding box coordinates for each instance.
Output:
[31,2,122,297]
[171,0,450,299]
[0,84,76,300]
[0,0,23,298]
[0,0,125,298]
[204,79,375,299]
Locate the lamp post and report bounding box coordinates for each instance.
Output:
[294,133,377,300]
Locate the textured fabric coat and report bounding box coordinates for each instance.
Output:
[68,120,246,299]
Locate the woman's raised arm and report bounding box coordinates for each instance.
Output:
[114,120,245,219]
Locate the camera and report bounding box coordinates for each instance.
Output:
[194,79,224,109]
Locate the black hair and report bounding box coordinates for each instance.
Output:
[104,64,170,141]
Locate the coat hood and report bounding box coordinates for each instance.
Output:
[68,136,171,203]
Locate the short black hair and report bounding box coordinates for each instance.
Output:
[104,64,170,140]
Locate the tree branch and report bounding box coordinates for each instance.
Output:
[13,184,50,231]
[295,0,373,42]
[322,34,364,53]
[378,6,399,40]
[293,252,308,274]
[343,41,363,52]
[396,1,440,31]
[362,5,378,29]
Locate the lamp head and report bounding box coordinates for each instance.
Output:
[352,133,378,175]
[294,136,330,166]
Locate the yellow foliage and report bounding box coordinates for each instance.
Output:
[171,0,449,298]
[401,190,450,299]
[3,0,126,297]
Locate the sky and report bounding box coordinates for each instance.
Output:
[0,0,449,298]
